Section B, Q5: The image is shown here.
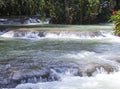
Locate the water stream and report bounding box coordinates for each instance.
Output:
[0,25,120,89]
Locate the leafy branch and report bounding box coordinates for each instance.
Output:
[110,10,120,36]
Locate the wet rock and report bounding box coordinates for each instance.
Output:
[5,64,11,70]
[38,32,45,37]
[80,63,115,76]
[49,65,82,77]
[11,68,50,82]
[0,68,52,88]
[14,31,26,37]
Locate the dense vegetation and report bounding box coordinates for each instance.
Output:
[0,0,116,24]
[110,10,120,36]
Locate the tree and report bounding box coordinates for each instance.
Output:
[0,0,115,24]
[114,0,120,10]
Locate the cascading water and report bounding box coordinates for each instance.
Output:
[0,25,120,89]
[0,29,114,39]
[0,17,50,25]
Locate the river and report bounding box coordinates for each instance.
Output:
[0,25,120,89]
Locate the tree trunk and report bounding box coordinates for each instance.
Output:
[114,0,120,10]
[64,0,70,24]
[79,0,83,24]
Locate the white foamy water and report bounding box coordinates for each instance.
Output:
[44,31,109,39]
[1,30,120,42]
[14,50,120,89]
[62,51,120,66]
[0,18,50,25]
[1,25,120,89]
[1,31,41,39]
[15,71,120,89]
[1,31,15,38]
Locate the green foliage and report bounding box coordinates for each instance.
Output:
[110,10,120,36]
[0,0,113,24]
[110,11,120,23]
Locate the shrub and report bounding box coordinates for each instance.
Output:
[110,10,120,36]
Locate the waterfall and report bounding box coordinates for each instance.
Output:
[0,17,50,25]
[0,30,115,40]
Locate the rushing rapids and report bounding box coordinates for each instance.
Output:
[0,25,120,89]
[0,27,113,39]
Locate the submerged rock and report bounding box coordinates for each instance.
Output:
[80,63,116,76]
